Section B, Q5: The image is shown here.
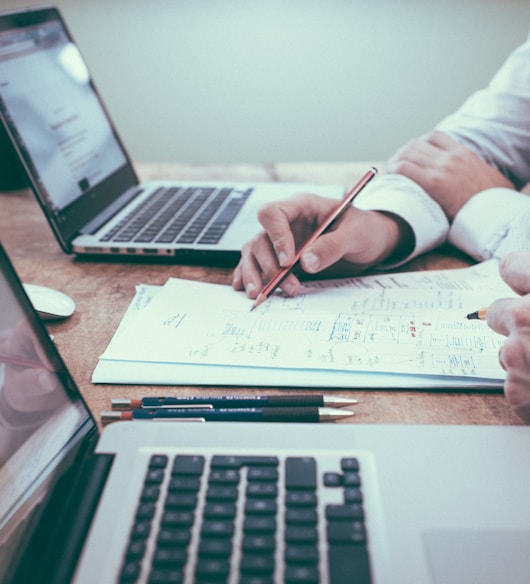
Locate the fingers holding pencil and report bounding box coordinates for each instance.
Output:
[234,168,387,305]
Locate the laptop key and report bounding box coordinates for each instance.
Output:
[285,457,317,490]
[327,544,371,584]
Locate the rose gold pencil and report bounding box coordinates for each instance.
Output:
[251,167,378,311]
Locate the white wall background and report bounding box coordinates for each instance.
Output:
[3,0,530,163]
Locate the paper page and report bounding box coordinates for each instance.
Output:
[99,261,512,381]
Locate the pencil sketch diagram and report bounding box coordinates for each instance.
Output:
[101,262,512,381]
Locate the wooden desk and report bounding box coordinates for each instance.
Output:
[0,162,523,427]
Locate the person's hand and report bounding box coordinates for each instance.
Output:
[486,251,530,422]
[232,192,413,298]
[386,130,514,220]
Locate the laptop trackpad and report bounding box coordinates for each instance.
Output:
[424,529,530,584]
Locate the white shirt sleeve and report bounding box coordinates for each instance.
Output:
[437,32,530,190]
[430,32,530,260]
[448,188,530,260]
[355,33,530,267]
[354,173,449,268]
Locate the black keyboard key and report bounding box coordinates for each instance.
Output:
[150,455,169,469]
[341,457,360,472]
[246,483,278,498]
[285,564,320,583]
[208,469,240,485]
[195,558,230,582]
[195,558,230,580]
[131,521,152,539]
[161,510,194,527]
[240,577,274,584]
[201,519,234,538]
[285,508,318,525]
[285,526,318,544]
[285,458,317,490]
[323,472,342,487]
[168,476,201,492]
[242,535,275,554]
[245,499,277,515]
[326,504,364,521]
[211,455,279,469]
[152,548,188,567]
[157,528,192,547]
[327,521,366,545]
[203,502,237,519]
[285,545,319,564]
[198,538,232,558]
[342,473,361,487]
[343,487,363,504]
[244,516,276,534]
[125,539,146,559]
[148,567,184,583]
[240,553,275,574]
[328,544,371,584]
[285,492,317,507]
[248,467,279,482]
[206,485,239,501]
[136,502,157,520]
[145,468,165,484]
[120,559,141,582]
[172,455,205,475]
[164,492,198,509]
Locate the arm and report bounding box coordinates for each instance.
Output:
[487,251,530,423]
[386,33,530,259]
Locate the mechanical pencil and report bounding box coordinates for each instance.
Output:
[101,406,353,423]
[111,395,358,410]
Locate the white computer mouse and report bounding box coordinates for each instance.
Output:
[23,283,76,320]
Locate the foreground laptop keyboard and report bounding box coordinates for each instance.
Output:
[100,186,253,245]
[119,453,372,583]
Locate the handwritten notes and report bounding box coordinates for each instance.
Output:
[94,261,513,388]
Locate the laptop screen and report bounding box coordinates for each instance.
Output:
[0,245,92,581]
[0,7,137,251]
[0,17,127,212]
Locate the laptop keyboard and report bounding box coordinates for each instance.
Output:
[119,453,372,583]
[100,186,253,245]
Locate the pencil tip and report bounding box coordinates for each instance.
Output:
[250,293,267,312]
[466,311,479,320]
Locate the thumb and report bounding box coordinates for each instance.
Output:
[499,251,530,295]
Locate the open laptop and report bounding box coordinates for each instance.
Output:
[2,244,530,583]
[0,6,345,264]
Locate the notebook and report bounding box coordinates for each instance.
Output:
[0,6,344,263]
[2,247,530,584]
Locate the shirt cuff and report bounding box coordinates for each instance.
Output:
[354,174,449,268]
[448,188,530,261]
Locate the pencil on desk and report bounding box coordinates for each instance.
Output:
[111,394,359,410]
[251,167,378,311]
[466,307,488,320]
[102,406,354,423]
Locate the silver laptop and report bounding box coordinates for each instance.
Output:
[0,6,344,263]
[2,243,530,584]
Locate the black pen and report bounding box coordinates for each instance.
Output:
[111,395,358,410]
[101,406,354,423]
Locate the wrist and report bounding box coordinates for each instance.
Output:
[373,211,415,265]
